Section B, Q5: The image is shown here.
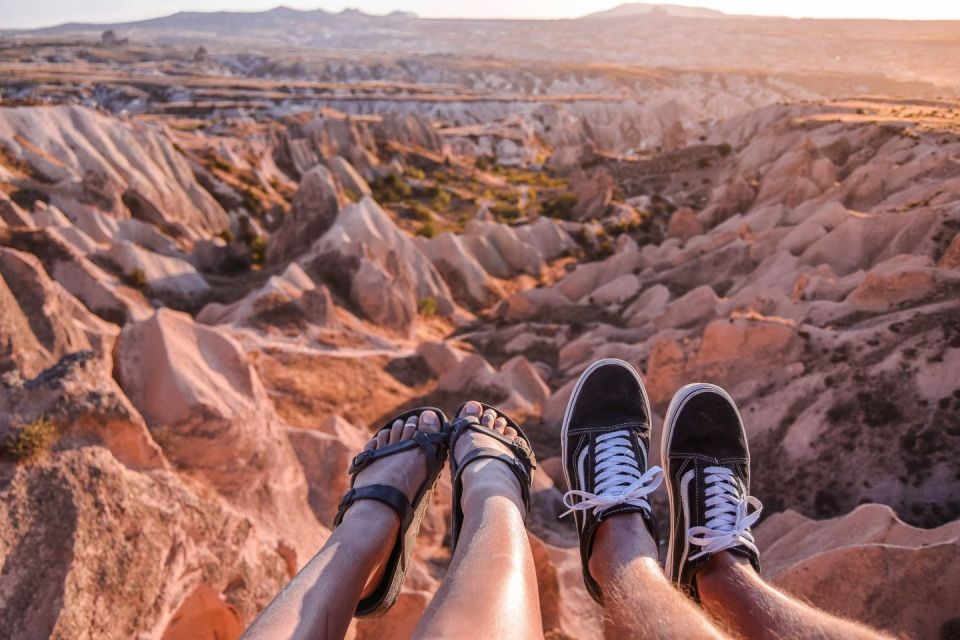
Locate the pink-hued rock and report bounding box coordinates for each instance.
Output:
[197,263,335,333]
[938,231,960,270]
[266,165,341,265]
[0,247,111,379]
[758,504,960,640]
[0,105,228,235]
[286,417,368,526]
[438,354,551,416]
[589,273,641,306]
[416,341,468,377]
[667,207,704,241]
[0,447,289,639]
[299,197,455,333]
[646,317,799,409]
[530,534,604,640]
[569,167,614,221]
[845,254,938,312]
[654,285,718,330]
[116,308,324,562]
[353,590,431,640]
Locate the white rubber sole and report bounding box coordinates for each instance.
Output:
[560,358,652,498]
[661,382,748,582]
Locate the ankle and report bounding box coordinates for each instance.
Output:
[695,551,755,595]
[588,512,659,582]
[459,460,525,515]
[336,500,401,552]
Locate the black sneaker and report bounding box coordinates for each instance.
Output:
[662,383,762,599]
[560,358,663,604]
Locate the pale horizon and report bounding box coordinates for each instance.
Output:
[4,0,960,30]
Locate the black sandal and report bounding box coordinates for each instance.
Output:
[332,407,450,618]
[448,402,537,549]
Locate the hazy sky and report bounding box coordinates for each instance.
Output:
[3,0,960,29]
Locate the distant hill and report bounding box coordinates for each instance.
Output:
[582,3,727,20]
[3,5,959,87]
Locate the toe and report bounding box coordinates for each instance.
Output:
[363,436,377,451]
[503,426,518,439]
[494,416,507,433]
[402,414,418,439]
[418,409,441,433]
[376,427,391,449]
[390,419,405,443]
[459,401,483,419]
[481,408,497,428]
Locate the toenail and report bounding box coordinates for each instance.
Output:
[422,411,438,425]
[465,402,481,415]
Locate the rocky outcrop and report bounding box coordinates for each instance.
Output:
[266,165,341,265]
[758,504,960,640]
[300,196,455,333]
[327,155,372,198]
[569,167,614,220]
[375,113,445,154]
[0,447,288,640]
[286,416,368,527]
[97,240,210,303]
[198,263,335,334]
[115,309,324,562]
[437,354,550,418]
[0,247,111,380]
[0,105,228,236]
[420,218,574,309]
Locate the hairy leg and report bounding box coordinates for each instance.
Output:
[414,403,543,640]
[591,514,730,640]
[697,552,894,640]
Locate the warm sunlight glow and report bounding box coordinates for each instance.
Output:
[3,0,960,29]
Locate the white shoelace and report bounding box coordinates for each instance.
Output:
[687,466,762,561]
[561,430,663,518]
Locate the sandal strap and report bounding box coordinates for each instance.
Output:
[450,417,536,472]
[333,484,413,529]
[452,446,533,510]
[349,430,447,476]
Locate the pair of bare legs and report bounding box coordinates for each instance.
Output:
[244,402,889,640]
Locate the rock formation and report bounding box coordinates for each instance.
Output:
[0,73,958,640]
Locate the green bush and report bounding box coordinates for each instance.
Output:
[128,267,147,289]
[371,173,413,203]
[540,193,578,220]
[490,203,521,223]
[416,219,437,238]
[417,297,437,317]
[250,235,267,266]
[431,189,452,212]
[411,203,434,222]
[3,418,57,462]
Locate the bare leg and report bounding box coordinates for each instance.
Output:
[414,402,543,640]
[589,513,730,640]
[243,410,443,640]
[697,552,893,640]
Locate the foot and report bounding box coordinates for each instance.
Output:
[348,409,444,517]
[341,409,443,595]
[453,401,526,513]
[559,358,663,604]
[662,383,762,600]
